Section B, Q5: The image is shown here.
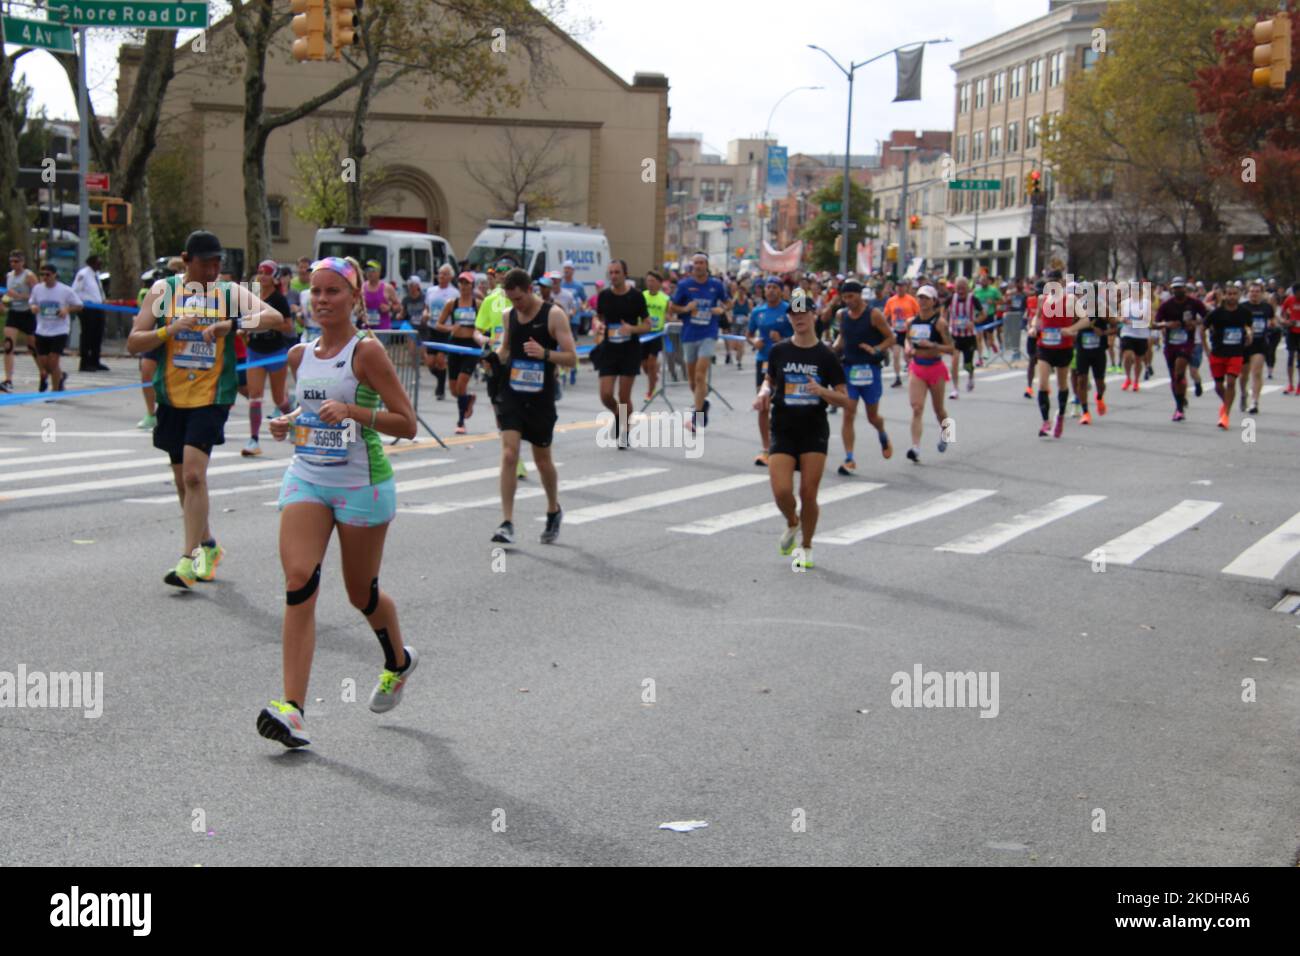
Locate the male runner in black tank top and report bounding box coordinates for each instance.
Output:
[490,268,578,545]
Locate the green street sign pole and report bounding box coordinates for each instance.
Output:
[2,16,76,52]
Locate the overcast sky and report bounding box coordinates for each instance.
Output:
[15,0,1051,157]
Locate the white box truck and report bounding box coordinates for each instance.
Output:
[313,227,458,283]
[464,220,610,289]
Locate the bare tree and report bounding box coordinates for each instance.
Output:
[462,129,578,220]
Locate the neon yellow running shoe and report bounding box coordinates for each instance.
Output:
[779,525,798,556]
[516,460,528,480]
[164,554,197,589]
[256,700,310,748]
[369,646,419,713]
[194,543,224,582]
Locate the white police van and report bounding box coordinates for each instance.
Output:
[465,220,610,288]
[314,227,458,283]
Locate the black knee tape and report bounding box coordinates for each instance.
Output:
[286,565,321,606]
[362,577,379,616]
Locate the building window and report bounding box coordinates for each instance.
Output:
[956,134,967,164]
[1010,64,1023,99]
[1006,121,1019,154]
[975,78,986,110]
[972,130,984,161]
[1082,48,1100,71]
[268,198,285,241]
[1029,58,1042,93]
[700,180,715,203]
[989,126,1002,158]
[958,83,969,113]
[718,180,732,204]
[1045,168,1056,202]
[1004,176,1017,207]
[992,71,1004,104]
[678,178,693,197]
[1049,51,1065,86]
[1026,116,1040,150]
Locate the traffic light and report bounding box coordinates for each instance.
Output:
[1026,169,1042,196]
[101,200,132,228]
[834,235,843,255]
[331,0,361,59]
[292,0,327,62]
[908,214,921,229]
[1252,12,1291,90]
[886,244,899,263]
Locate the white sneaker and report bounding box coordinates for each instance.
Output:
[949,389,959,400]
[794,548,814,570]
[779,525,798,556]
[369,647,418,713]
[242,438,262,457]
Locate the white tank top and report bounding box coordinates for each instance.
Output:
[7,270,31,312]
[1121,300,1150,339]
[287,333,390,487]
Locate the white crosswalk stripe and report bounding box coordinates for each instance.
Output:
[669,482,884,536]
[397,463,547,495]
[556,473,768,526]
[1084,500,1222,566]
[818,488,997,546]
[402,467,667,516]
[0,449,132,469]
[0,450,239,483]
[0,454,292,502]
[936,494,1106,555]
[1222,511,1300,580]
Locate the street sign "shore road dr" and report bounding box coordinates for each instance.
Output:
[62,1,211,29]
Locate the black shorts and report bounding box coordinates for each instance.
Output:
[422,326,450,355]
[34,334,68,356]
[1075,348,1107,380]
[769,416,830,463]
[596,340,641,378]
[153,403,231,464]
[1038,347,1073,369]
[1287,331,1300,353]
[1244,335,1268,358]
[496,392,557,447]
[5,311,35,336]
[1026,334,1037,358]
[640,337,663,359]
[448,348,480,380]
[1120,336,1148,357]
[953,335,977,364]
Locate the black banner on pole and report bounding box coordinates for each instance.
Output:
[894,45,925,102]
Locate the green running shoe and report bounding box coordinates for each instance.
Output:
[137,413,156,430]
[194,543,224,582]
[257,700,310,748]
[779,525,798,556]
[164,554,197,589]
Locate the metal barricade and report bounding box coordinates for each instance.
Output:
[1000,311,1024,363]
[664,321,688,384]
[370,327,446,448]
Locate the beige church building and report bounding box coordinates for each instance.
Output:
[118,9,669,276]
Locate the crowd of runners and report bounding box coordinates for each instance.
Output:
[6,230,1299,749]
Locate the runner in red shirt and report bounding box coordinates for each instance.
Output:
[1031,281,1091,439]
[1283,282,1300,395]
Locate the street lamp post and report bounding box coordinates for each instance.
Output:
[761,85,823,249]
[809,37,950,274]
[891,145,918,278]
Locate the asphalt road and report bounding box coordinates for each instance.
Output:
[1,347,1298,866]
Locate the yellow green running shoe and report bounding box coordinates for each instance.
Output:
[256,700,310,748]
[369,646,419,713]
[164,554,197,589]
[194,543,224,582]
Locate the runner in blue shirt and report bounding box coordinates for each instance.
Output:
[747,279,793,466]
[668,252,730,431]
[831,279,896,474]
